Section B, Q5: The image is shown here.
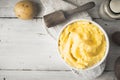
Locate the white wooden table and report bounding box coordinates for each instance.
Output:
[0,0,120,80]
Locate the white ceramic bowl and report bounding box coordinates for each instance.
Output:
[57,19,109,79]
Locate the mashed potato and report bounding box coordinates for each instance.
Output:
[58,20,106,69]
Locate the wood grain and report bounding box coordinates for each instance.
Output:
[0,71,116,80]
[66,0,104,18]
[0,0,119,80]
[0,0,104,18]
[0,19,119,71]
[0,0,44,17]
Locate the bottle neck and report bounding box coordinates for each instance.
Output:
[110,0,120,13]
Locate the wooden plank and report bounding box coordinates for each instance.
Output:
[0,0,118,79]
[0,19,45,33]
[0,0,44,17]
[0,0,103,18]
[0,19,68,70]
[0,71,116,80]
[0,19,120,71]
[66,0,104,18]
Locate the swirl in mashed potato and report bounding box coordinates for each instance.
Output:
[58,20,106,69]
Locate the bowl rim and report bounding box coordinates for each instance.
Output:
[57,19,110,71]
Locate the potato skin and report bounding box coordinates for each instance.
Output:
[14,0,35,20]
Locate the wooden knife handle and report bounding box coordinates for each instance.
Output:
[65,2,95,16]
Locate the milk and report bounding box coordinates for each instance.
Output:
[110,0,120,13]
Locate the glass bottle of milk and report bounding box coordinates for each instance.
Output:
[99,0,120,20]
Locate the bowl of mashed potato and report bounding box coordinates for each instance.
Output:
[58,19,109,79]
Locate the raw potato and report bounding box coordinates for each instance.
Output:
[14,0,35,20]
[112,31,120,46]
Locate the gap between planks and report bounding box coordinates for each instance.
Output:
[0,69,113,72]
[0,16,101,19]
[0,17,43,19]
[0,71,116,80]
[0,69,70,72]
